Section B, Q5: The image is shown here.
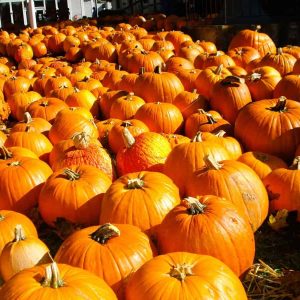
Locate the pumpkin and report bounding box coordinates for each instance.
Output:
[96,118,122,148]
[0,224,50,282]
[0,90,10,121]
[116,129,171,175]
[156,195,255,276]
[238,151,288,180]
[177,45,203,63]
[259,48,296,76]
[246,66,282,101]
[39,165,111,227]
[196,40,217,53]
[227,46,261,68]
[185,109,234,138]
[126,252,247,300]
[160,133,190,148]
[10,112,51,135]
[228,25,276,56]
[114,73,138,92]
[210,76,252,125]
[49,132,116,180]
[65,89,99,117]
[109,92,145,120]
[0,157,52,213]
[100,171,180,235]
[0,210,37,255]
[44,76,72,97]
[0,262,117,299]
[194,51,236,69]
[7,91,41,121]
[47,33,66,54]
[0,146,39,161]
[5,126,53,162]
[55,223,155,299]
[195,64,232,100]
[186,156,269,231]
[133,66,184,103]
[108,119,149,154]
[173,90,208,120]
[135,102,184,134]
[234,96,300,162]
[174,69,201,91]
[165,31,192,54]
[273,74,300,102]
[263,157,300,221]
[165,56,194,73]
[26,97,69,123]
[48,110,98,144]
[164,132,231,196]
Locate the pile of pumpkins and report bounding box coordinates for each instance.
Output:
[0,17,300,299]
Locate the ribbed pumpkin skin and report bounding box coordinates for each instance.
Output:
[263,164,300,221]
[0,263,117,300]
[156,196,255,276]
[126,252,248,300]
[0,158,52,214]
[100,171,180,234]
[39,165,111,227]
[133,70,184,103]
[273,74,300,102]
[116,132,171,176]
[186,160,269,232]
[135,102,184,134]
[55,224,156,299]
[238,151,288,180]
[234,98,300,162]
[0,210,37,254]
[164,139,231,196]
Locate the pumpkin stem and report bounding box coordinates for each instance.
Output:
[139,66,145,75]
[0,214,4,221]
[191,131,203,142]
[277,48,283,55]
[13,224,26,242]
[90,223,120,244]
[169,263,193,281]
[127,178,144,189]
[40,101,49,107]
[8,161,21,166]
[221,75,245,86]
[214,130,226,137]
[0,146,13,160]
[122,127,135,148]
[247,72,262,82]
[72,132,90,149]
[63,169,80,181]
[42,263,64,289]
[121,121,132,127]
[290,156,300,170]
[255,24,261,31]
[24,112,33,123]
[204,155,223,170]
[215,64,223,75]
[25,125,33,132]
[126,92,134,100]
[154,65,162,74]
[183,197,207,215]
[269,96,287,112]
[74,87,80,93]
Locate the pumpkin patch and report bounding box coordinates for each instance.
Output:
[0,16,299,299]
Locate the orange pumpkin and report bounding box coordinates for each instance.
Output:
[156,195,255,276]
[100,171,180,235]
[126,252,247,300]
[55,223,156,299]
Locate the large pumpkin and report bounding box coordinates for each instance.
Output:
[234,96,300,162]
[99,171,180,235]
[156,195,255,276]
[0,157,52,213]
[185,156,269,231]
[164,132,231,196]
[126,252,247,300]
[39,165,111,227]
[55,223,156,299]
[0,262,117,299]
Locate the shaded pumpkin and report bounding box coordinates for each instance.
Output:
[55,223,156,299]
[273,74,300,102]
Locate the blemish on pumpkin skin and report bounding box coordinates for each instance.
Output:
[242,192,256,201]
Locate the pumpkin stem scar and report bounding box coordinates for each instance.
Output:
[169,263,193,281]
[183,197,207,215]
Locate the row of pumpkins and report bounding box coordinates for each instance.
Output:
[0,19,300,299]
